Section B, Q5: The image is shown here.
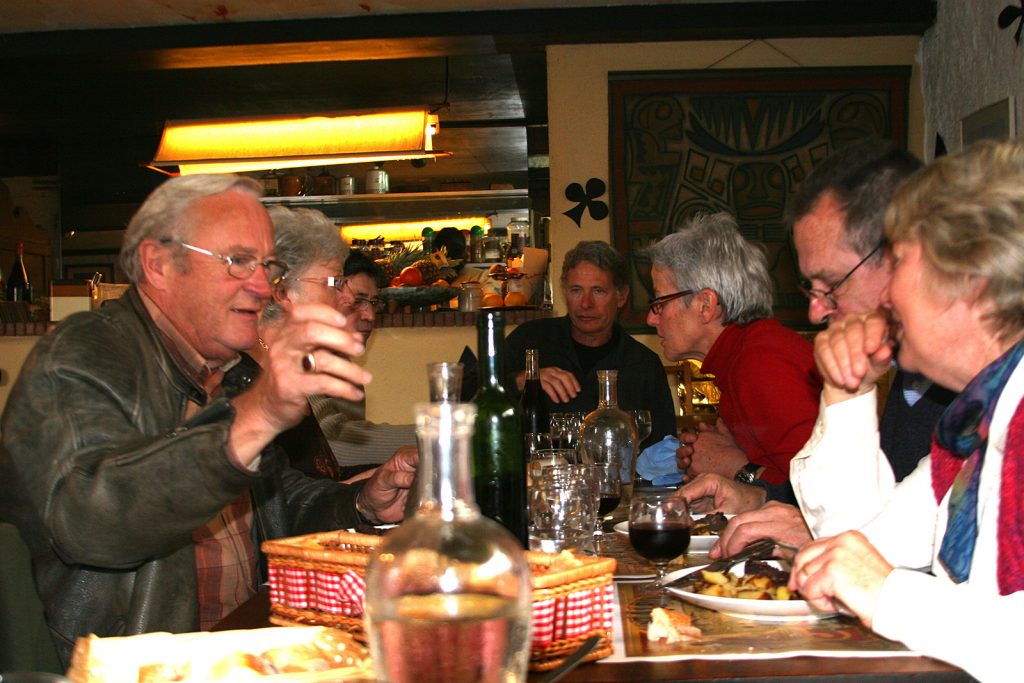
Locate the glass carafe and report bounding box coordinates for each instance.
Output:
[365,402,532,683]
[579,370,638,509]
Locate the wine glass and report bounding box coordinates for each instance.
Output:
[628,489,691,586]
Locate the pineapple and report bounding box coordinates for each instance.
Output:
[376,247,423,283]
[416,249,464,283]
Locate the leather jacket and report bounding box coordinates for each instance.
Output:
[0,287,363,665]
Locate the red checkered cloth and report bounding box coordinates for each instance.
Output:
[316,569,367,616]
[268,566,312,609]
[530,585,614,647]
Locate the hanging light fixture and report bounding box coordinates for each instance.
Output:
[147,109,450,176]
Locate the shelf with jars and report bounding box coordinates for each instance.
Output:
[261,188,529,222]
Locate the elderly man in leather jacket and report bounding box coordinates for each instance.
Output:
[0,174,416,665]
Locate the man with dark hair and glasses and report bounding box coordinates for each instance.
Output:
[313,250,418,477]
[0,175,416,665]
[646,212,821,489]
[680,140,955,557]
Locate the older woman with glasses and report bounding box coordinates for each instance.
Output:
[249,205,351,481]
[646,212,822,488]
[786,140,1024,681]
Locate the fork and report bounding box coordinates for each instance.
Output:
[655,537,797,588]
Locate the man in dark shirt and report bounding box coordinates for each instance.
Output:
[504,240,676,444]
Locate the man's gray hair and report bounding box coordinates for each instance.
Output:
[119,174,263,283]
[262,206,348,324]
[560,240,629,291]
[647,212,773,325]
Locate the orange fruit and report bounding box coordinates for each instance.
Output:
[432,279,448,287]
[482,292,503,308]
[399,266,424,287]
[390,276,403,287]
[504,291,528,307]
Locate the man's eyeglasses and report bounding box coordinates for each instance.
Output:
[167,240,288,286]
[296,276,346,292]
[648,289,695,315]
[347,296,384,314]
[798,241,884,310]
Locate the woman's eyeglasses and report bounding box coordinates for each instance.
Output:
[648,289,695,315]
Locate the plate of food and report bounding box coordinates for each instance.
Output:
[614,512,733,553]
[664,559,839,622]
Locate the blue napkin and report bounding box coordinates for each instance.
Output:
[636,435,684,486]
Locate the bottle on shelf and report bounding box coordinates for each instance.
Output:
[422,226,435,254]
[365,401,532,683]
[6,241,32,303]
[469,225,485,263]
[507,218,530,260]
[471,311,528,547]
[579,370,638,500]
[520,348,550,436]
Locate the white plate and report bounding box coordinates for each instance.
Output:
[665,561,839,622]
[614,514,734,553]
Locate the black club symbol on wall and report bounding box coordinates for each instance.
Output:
[999,1,1024,44]
[563,178,609,228]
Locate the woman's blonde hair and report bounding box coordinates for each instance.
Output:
[885,139,1024,342]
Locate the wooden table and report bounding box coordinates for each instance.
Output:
[214,588,970,682]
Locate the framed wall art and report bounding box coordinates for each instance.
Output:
[609,67,910,331]
[961,97,1016,148]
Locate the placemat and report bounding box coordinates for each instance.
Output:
[604,582,916,662]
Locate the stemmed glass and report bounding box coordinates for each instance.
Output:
[549,411,585,453]
[628,489,691,586]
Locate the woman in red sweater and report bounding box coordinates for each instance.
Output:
[646,212,822,485]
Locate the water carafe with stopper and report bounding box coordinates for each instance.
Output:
[579,370,638,507]
[365,402,532,683]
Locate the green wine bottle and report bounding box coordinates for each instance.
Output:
[472,311,528,547]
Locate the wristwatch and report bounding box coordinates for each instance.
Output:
[734,463,760,485]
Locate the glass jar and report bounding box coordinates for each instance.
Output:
[483,230,503,262]
[458,281,483,312]
[365,403,532,683]
[259,171,280,197]
[366,163,389,193]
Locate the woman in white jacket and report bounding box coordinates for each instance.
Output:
[789,139,1024,682]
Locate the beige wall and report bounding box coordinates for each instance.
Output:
[545,36,924,362]
[0,336,39,415]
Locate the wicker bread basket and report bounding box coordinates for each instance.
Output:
[262,530,616,671]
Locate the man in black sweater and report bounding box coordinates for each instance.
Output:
[504,240,677,445]
[681,140,955,554]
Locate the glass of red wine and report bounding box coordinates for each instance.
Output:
[628,489,692,586]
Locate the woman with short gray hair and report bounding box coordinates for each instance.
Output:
[646,212,822,486]
[250,205,349,481]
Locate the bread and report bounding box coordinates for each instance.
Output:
[67,626,372,683]
[647,607,702,644]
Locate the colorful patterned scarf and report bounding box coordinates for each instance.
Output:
[932,340,1024,594]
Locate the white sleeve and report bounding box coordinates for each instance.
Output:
[790,390,897,537]
[873,569,1024,683]
[857,458,938,569]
